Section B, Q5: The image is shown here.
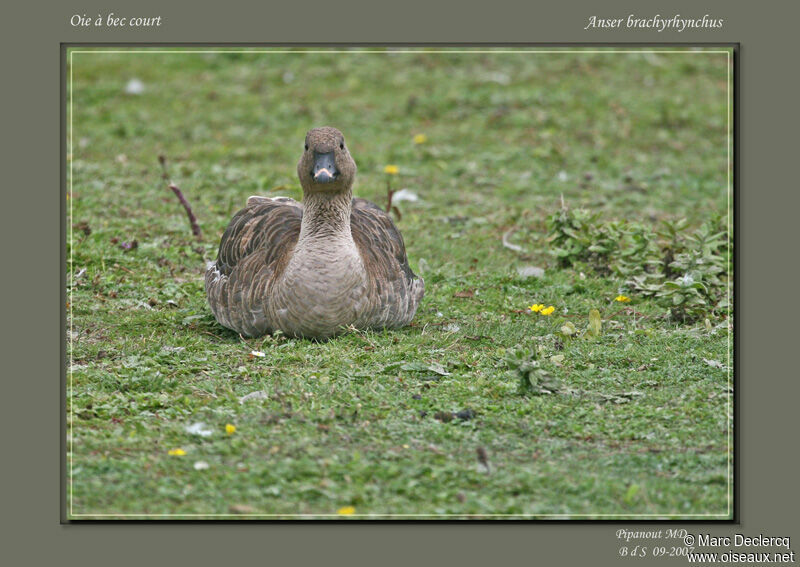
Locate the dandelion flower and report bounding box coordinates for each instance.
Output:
[540,306,555,316]
[337,506,356,515]
[383,165,399,175]
[614,295,631,303]
[168,448,187,456]
[529,304,544,312]
[225,423,236,435]
[413,134,428,145]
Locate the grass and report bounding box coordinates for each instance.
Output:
[67,47,732,519]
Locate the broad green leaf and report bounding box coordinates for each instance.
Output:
[400,362,430,372]
[624,484,640,504]
[587,309,602,338]
[560,321,577,336]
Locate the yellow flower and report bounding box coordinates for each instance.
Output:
[540,306,555,316]
[614,295,631,303]
[413,134,428,145]
[529,304,544,312]
[168,448,186,456]
[225,423,236,435]
[337,506,356,515]
[383,165,399,175]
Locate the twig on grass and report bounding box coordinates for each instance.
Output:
[501,228,525,253]
[386,179,402,220]
[476,446,491,474]
[159,155,203,240]
[199,329,227,342]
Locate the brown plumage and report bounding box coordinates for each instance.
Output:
[205,127,424,339]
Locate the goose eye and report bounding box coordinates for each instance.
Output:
[304,144,309,151]
[339,142,344,150]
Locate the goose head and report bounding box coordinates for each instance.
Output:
[297,126,357,194]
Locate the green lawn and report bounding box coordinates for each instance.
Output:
[67,47,733,518]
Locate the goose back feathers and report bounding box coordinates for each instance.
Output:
[205,127,424,339]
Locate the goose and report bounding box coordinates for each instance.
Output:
[205,126,424,340]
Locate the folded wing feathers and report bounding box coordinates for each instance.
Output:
[206,198,302,335]
[351,198,424,329]
[215,198,302,278]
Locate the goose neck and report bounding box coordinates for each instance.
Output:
[299,189,353,241]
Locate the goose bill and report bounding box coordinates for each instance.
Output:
[312,151,338,183]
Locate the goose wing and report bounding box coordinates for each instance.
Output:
[350,198,423,326]
[213,196,302,277]
[206,197,302,335]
